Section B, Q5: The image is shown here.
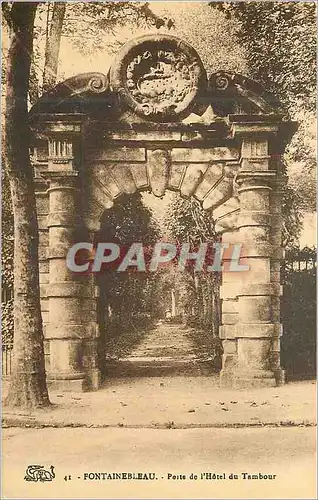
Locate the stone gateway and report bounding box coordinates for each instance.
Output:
[29,34,297,392]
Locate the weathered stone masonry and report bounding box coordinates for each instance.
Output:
[30,34,296,391]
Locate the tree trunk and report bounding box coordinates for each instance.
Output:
[42,2,65,93]
[29,61,39,105]
[4,2,50,409]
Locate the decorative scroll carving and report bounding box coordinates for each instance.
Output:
[209,71,287,116]
[214,72,231,92]
[29,37,291,124]
[110,34,207,121]
[88,74,109,94]
[30,73,110,115]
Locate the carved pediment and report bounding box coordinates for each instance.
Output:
[30,34,289,128]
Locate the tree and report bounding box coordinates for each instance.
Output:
[97,193,161,364]
[98,193,160,325]
[160,2,246,75]
[42,2,66,93]
[164,194,220,333]
[3,2,50,408]
[1,170,14,350]
[212,2,316,112]
[29,2,172,99]
[211,1,316,234]
[2,0,173,406]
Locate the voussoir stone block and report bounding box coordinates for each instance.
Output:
[147,149,170,197]
[180,163,208,198]
[111,164,137,194]
[169,164,187,190]
[202,176,234,210]
[86,183,115,213]
[194,163,223,201]
[93,165,122,199]
[214,211,239,234]
[129,163,149,189]
[213,196,240,219]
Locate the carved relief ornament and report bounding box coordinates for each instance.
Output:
[110,34,207,121]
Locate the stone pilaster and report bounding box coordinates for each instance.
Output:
[269,176,285,385]
[35,178,50,370]
[219,229,240,381]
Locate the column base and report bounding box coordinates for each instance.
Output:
[273,368,285,386]
[86,368,102,391]
[47,368,102,392]
[47,377,87,392]
[220,368,278,389]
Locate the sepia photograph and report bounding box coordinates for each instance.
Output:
[1,1,317,498]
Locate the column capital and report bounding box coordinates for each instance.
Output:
[41,170,79,190]
[230,120,280,139]
[236,170,276,192]
[32,117,84,171]
[31,114,84,137]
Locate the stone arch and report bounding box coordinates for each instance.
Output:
[82,148,239,233]
[31,34,296,391]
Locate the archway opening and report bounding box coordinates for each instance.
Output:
[95,191,222,380]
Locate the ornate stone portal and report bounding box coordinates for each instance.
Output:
[30,34,297,391]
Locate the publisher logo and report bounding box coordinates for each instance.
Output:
[24,465,55,482]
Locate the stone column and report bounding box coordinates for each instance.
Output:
[234,171,278,387]
[220,131,284,388]
[44,170,87,391]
